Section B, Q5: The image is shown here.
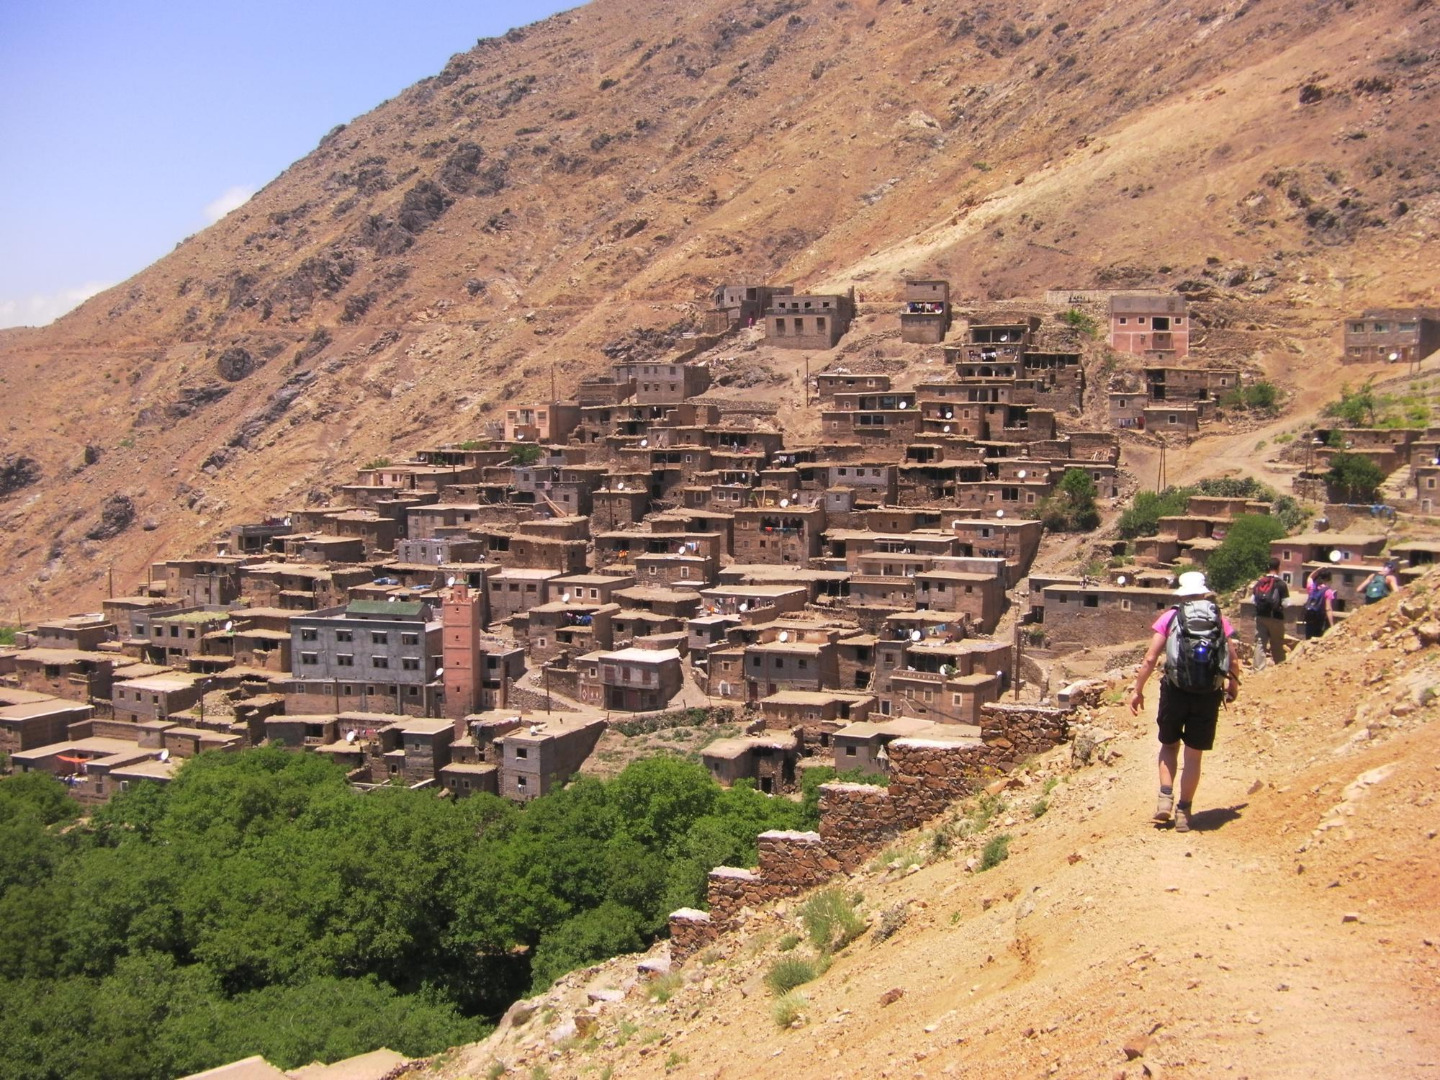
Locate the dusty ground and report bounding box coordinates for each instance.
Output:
[433,582,1440,1080]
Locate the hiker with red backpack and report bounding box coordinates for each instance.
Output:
[1251,557,1290,667]
[1128,571,1240,833]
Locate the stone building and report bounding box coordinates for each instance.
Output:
[577,646,684,711]
[503,402,581,443]
[733,505,825,564]
[495,716,608,801]
[288,600,442,717]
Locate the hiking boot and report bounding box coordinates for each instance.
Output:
[1173,805,1191,833]
[1153,793,1173,823]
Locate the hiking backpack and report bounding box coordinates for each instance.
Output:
[1164,600,1230,693]
[1252,574,1284,618]
[1364,574,1390,602]
[1304,584,1328,614]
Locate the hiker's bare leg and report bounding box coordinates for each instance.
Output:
[1158,741,1180,790]
[1179,746,1203,805]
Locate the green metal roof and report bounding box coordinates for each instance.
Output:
[345,600,425,617]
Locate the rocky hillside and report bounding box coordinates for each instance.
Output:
[423,569,1440,1080]
[2,0,1438,614]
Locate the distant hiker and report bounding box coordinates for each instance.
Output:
[1128,571,1239,833]
[1303,567,1336,638]
[1362,560,1401,604]
[1251,557,1290,667]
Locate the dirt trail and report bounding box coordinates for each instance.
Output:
[436,586,1440,1080]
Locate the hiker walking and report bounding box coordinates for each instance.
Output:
[1251,557,1290,667]
[1362,559,1401,605]
[1303,567,1336,638]
[1128,571,1239,833]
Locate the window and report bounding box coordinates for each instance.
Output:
[301,628,317,642]
[372,656,388,669]
[402,657,420,670]
[301,653,318,665]
[845,745,857,756]
[793,318,803,332]
[336,630,353,643]
[515,746,528,759]
[401,632,419,645]
[516,776,527,790]
[337,654,354,667]
[816,317,827,331]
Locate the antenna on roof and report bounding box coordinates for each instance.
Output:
[943,425,951,434]
[446,575,456,587]
[910,629,923,642]
[435,667,444,676]
[780,498,790,508]
[739,601,749,612]
[778,630,790,643]
[995,509,1006,519]
[898,400,909,409]
[562,592,572,603]
[223,620,233,632]
[346,730,357,743]
[1016,469,1027,479]
[158,749,170,762]
[1116,575,1128,586]
[1330,549,1343,562]
[640,438,649,447]
[388,596,398,602]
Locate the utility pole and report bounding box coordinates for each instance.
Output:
[1156,437,1168,492]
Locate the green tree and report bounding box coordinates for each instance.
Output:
[1326,452,1385,502]
[510,442,543,465]
[527,901,647,992]
[1041,467,1101,532]
[1204,514,1289,593]
[1118,487,1193,538]
[1322,382,1377,426]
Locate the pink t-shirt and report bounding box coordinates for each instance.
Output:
[1152,606,1236,638]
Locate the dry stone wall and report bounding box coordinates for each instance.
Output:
[669,701,1077,960]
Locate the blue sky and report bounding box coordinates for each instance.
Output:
[0,0,575,328]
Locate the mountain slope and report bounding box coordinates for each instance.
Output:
[2,0,1438,614]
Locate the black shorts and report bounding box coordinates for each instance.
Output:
[1157,682,1221,751]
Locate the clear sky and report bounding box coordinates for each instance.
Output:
[0,0,576,329]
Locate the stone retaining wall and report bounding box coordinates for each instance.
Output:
[818,782,899,870]
[668,697,1081,959]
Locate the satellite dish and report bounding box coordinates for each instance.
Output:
[1390,352,1400,361]
[1330,549,1343,563]
[780,498,790,508]
[640,438,649,447]
[435,667,444,676]
[739,601,749,612]
[616,482,625,490]
[778,631,790,643]
[943,425,952,433]
[1117,575,1128,586]
[910,629,923,642]
[995,509,1006,519]
[388,596,398,602]
[898,401,909,409]
[1016,469,1027,479]
[346,730,357,744]
[446,575,456,587]
[562,592,572,603]
[158,749,170,762]
[944,411,953,420]
[529,724,540,735]
[224,621,233,632]
[283,517,292,527]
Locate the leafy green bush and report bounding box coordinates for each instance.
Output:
[979,833,1012,870]
[1323,382,1377,426]
[1060,308,1100,338]
[1222,381,1279,411]
[1326,452,1386,502]
[1204,513,1289,593]
[1118,487,1193,538]
[0,625,16,647]
[1040,468,1101,532]
[765,956,820,995]
[797,766,886,828]
[799,887,866,951]
[361,457,391,470]
[510,443,543,466]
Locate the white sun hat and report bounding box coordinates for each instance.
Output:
[1174,571,1210,598]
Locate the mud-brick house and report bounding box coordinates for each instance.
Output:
[610,361,712,404]
[816,371,891,402]
[742,626,841,700]
[1108,294,1190,360]
[577,647,683,711]
[1342,308,1440,365]
[160,556,248,608]
[1269,531,1388,588]
[832,716,955,775]
[495,715,607,801]
[701,730,800,794]
[1143,405,1200,435]
[900,280,951,343]
[31,615,113,652]
[523,601,618,664]
[0,695,93,756]
[733,505,826,565]
[766,291,855,350]
[112,673,207,723]
[1034,582,1174,651]
[708,283,794,331]
[504,402,581,443]
[8,649,119,703]
[758,689,876,744]
[287,600,442,717]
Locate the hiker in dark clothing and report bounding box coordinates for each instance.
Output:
[1303,567,1335,639]
[1251,557,1290,667]
[1128,572,1240,833]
